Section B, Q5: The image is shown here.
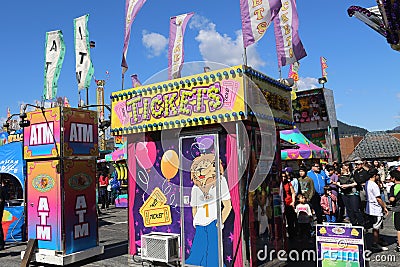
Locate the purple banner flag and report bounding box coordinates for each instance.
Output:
[274,0,307,67]
[240,0,282,48]
[130,74,141,87]
[168,12,194,80]
[121,0,147,74]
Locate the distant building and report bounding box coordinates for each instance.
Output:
[343,132,400,161]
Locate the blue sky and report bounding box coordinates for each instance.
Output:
[0,0,398,131]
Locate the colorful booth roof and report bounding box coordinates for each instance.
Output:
[280,128,329,160]
[110,65,293,135]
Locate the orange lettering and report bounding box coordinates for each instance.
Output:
[252,0,262,7]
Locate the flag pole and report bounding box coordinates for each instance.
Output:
[86,87,89,106]
[243,47,248,66]
[121,72,125,90]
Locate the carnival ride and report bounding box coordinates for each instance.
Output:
[348,1,400,51]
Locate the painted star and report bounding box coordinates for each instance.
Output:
[187,239,193,247]
[229,232,234,242]
[167,227,171,233]
[135,221,139,226]
[226,255,232,262]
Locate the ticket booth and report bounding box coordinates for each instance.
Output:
[111,65,293,266]
[22,107,104,265]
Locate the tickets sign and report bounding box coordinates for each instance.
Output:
[111,65,246,134]
[139,188,172,227]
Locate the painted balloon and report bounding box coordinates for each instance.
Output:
[161,150,179,180]
[195,136,214,150]
[136,141,156,169]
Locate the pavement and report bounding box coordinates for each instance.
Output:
[0,206,399,267]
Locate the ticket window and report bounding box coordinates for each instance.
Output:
[179,134,225,267]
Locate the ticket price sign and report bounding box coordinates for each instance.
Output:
[316,224,365,267]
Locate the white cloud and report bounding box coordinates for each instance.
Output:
[190,15,266,68]
[296,77,319,91]
[396,92,400,100]
[336,103,343,109]
[142,31,168,58]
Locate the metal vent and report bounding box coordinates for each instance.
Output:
[141,233,179,263]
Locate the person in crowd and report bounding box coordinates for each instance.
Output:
[385,176,394,205]
[327,166,339,197]
[320,186,338,223]
[257,190,270,241]
[365,168,389,252]
[0,178,7,250]
[298,165,315,203]
[339,163,365,226]
[307,163,330,224]
[99,171,110,210]
[109,172,121,206]
[295,194,313,241]
[389,169,400,252]
[284,167,299,196]
[281,172,297,239]
[353,159,369,211]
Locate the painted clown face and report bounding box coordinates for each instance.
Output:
[190,154,223,196]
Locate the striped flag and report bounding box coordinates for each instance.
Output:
[130,74,141,87]
[274,0,307,67]
[121,0,147,74]
[240,0,282,47]
[43,30,66,100]
[74,15,94,90]
[320,56,328,78]
[7,107,10,119]
[168,12,194,80]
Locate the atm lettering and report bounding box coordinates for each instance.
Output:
[36,197,51,240]
[74,195,89,239]
[70,123,93,142]
[29,122,54,146]
[37,226,51,240]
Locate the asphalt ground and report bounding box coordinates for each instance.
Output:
[0,207,399,266]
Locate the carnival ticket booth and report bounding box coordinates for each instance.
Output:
[22,107,103,265]
[111,65,294,266]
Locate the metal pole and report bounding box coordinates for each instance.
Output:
[86,87,89,107]
[121,73,125,90]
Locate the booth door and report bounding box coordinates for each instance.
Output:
[179,134,225,267]
[26,160,62,251]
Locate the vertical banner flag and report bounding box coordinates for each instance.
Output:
[288,61,300,82]
[288,61,300,99]
[74,15,94,91]
[274,0,307,67]
[321,56,328,78]
[168,12,194,80]
[131,74,142,87]
[7,107,10,119]
[43,30,66,100]
[121,0,147,74]
[240,0,282,47]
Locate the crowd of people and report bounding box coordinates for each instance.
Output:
[97,171,121,213]
[280,159,400,252]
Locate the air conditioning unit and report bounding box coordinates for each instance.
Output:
[141,232,180,263]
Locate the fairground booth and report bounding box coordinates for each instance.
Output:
[280,127,330,171]
[292,88,340,162]
[22,107,103,265]
[0,130,25,242]
[110,65,294,266]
